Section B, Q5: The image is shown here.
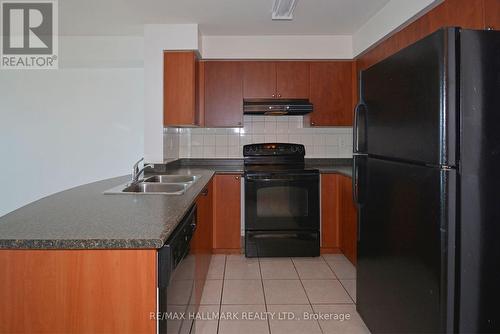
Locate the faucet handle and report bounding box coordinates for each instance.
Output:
[133,157,144,170]
[133,157,144,173]
[132,157,145,182]
[133,164,154,183]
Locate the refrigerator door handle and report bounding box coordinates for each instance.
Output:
[353,157,359,204]
[353,103,367,153]
[353,103,361,153]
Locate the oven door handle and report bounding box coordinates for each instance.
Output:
[250,233,303,239]
[245,175,318,182]
[247,177,291,182]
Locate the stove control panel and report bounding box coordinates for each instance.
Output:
[243,143,305,156]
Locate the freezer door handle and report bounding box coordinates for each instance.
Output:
[353,103,361,153]
[353,103,367,153]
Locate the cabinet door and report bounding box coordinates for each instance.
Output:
[243,61,277,99]
[196,60,204,126]
[204,61,243,127]
[276,61,310,98]
[340,175,357,265]
[213,174,241,251]
[484,0,500,30]
[163,51,198,126]
[193,179,213,305]
[309,61,353,126]
[321,173,341,252]
[0,250,157,334]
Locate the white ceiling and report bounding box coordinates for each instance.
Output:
[59,0,391,36]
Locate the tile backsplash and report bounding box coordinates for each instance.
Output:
[167,116,353,159]
[163,128,180,162]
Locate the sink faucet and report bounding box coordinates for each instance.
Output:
[131,158,153,183]
[132,158,143,178]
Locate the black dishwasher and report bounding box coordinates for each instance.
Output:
[158,204,197,334]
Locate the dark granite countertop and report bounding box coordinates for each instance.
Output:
[305,158,352,177]
[164,158,352,177]
[0,168,215,249]
[160,159,244,174]
[0,158,351,250]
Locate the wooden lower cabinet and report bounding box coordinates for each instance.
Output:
[0,180,221,334]
[193,179,214,304]
[213,174,241,252]
[0,250,157,334]
[321,174,341,252]
[320,173,358,265]
[339,174,357,265]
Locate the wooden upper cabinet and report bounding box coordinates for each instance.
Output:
[204,61,244,127]
[213,174,241,251]
[276,61,310,98]
[243,61,309,99]
[484,0,500,30]
[163,51,200,127]
[308,61,354,126]
[243,61,277,99]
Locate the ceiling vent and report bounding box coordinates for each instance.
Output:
[272,0,298,20]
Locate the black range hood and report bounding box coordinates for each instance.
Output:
[243,99,313,115]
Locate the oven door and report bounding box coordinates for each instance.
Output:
[245,172,319,231]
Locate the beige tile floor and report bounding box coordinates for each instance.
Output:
[191,254,370,334]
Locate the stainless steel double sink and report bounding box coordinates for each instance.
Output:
[104,175,199,195]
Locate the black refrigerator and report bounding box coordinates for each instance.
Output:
[353,28,500,334]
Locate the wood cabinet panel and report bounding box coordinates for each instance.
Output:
[163,51,198,126]
[276,61,310,98]
[352,61,358,114]
[193,179,214,305]
[484,0,500,30]
[204,61,243,127]
[309,61,354,126]
[197,60,205,126]
[321,173,341,252]
[357,0,485,70]
[0,250,157,334]
[194,179,214,255]
[339,175,357,265]
[213,174,241,251]
[243,61,277,99]
[320,173,358,263]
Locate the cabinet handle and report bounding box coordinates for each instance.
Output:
[201,189,208,196]
[311,121,315,126]
[272,94,275,98]
[234,176,240,180]
[278,93,282,98]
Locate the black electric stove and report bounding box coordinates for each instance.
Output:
[243,143,320,257]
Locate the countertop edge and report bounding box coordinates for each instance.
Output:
[0,239,165,250]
